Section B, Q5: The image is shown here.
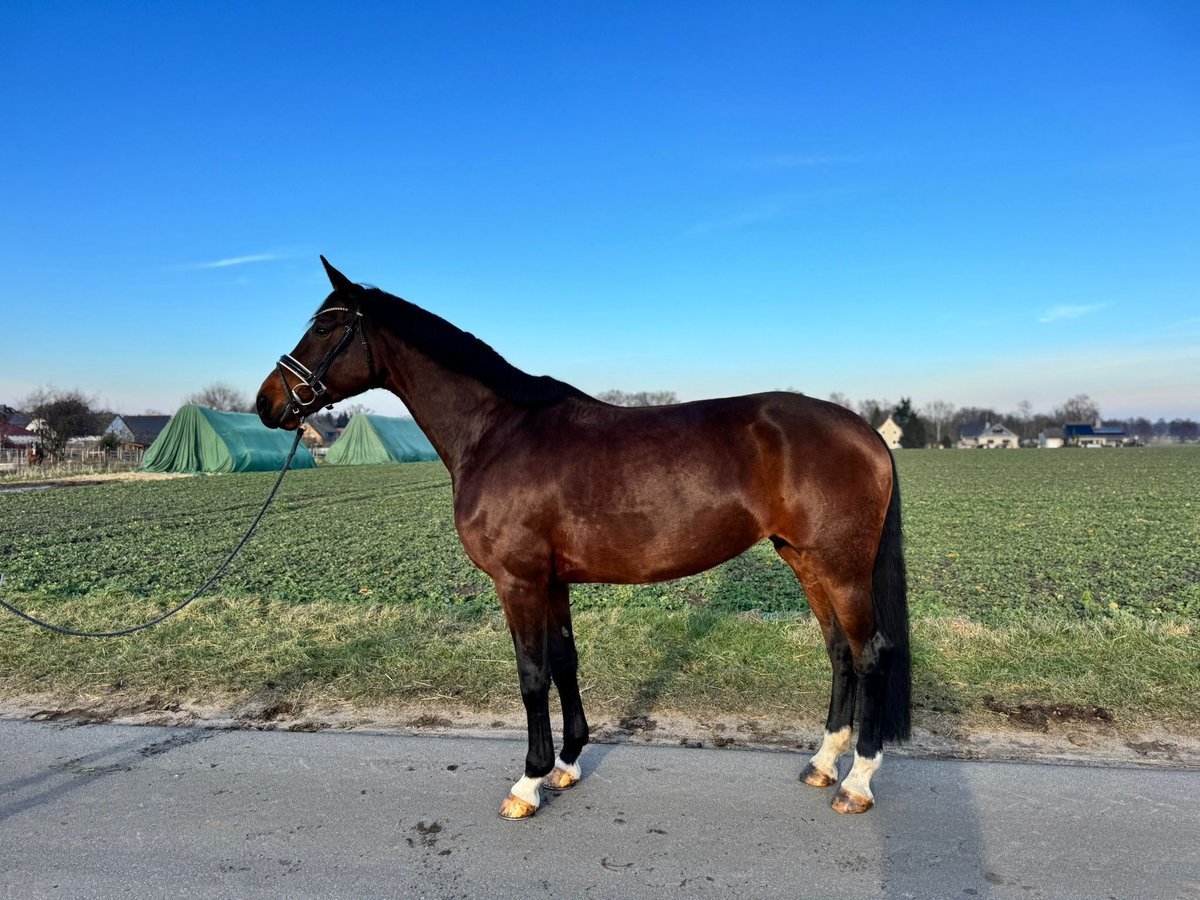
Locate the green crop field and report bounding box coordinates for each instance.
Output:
[1,447,1197,733]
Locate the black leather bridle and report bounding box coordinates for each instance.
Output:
[276,305,374,414]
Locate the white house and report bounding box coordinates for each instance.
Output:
[978,422,1019,449]
[1038,427,1065,449]
[877,414,902,450]
[960,421,1019,449]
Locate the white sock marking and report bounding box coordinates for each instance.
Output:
[510,774,542,808]
[841,751,883,801]
[809,726,852,779]
[551,755,581,780]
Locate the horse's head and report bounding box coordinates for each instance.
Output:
[256,257,380,430]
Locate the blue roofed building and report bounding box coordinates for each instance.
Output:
[1063,420,1129,447]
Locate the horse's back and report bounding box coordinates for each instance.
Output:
[454,392,890,584]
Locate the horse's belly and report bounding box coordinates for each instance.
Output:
[552,502,763,584]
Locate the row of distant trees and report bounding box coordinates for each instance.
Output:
[826,392,1200,447]
[595,389,679,407]
[185,382,375,430]
[2,383,378,460]
[184,383,376,439]
[596,388,1200,446]
[7,384,1199,460]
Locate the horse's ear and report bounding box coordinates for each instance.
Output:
[320,256,355,292]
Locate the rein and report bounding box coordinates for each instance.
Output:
[0,426,306,638]
[0,298,369,638]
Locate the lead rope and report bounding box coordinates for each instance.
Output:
[0,425,306,638]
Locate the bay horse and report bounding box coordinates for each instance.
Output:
[256,258,910,818]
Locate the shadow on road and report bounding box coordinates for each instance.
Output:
[0,726,213,826]
[582,549,998,898]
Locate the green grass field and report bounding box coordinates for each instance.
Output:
[1,447,1197,732]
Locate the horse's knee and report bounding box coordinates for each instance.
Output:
[851,630,891,679]
[519,677,550,706]
[516,654,551,701]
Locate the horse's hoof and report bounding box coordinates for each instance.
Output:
[498,793,537,820]
[543,765,580,792]
[800,763,838,788]
[831,787,874,814]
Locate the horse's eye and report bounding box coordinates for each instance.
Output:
[314,325,332,337]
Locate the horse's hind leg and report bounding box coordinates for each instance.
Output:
[774,543,856,789]
[544,580,589,791]
[821,568,891,815]
[814,628,889,814]
[780,542,894,813]
[804,623,856,787]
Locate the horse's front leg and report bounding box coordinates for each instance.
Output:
[496,575,555,820]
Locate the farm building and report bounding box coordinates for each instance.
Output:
[300,420,342,448]
[958,422,1019,449]
[141,405,316,473]
[876,414,902,450]
[1039,427,1065,449]
[978,422,1019,449]
[325,414,439,466]
[0,421,38,449]
[957,423,985,449]
[1064,420,1129,447]
[0,405,31,428]
[105,414,172,449]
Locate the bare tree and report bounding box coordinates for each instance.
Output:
[340,402,374,418]
[186,381,253,413]
[828,392,853,409]
[921,400,956,445]
[1010,399,1034,440]
[331,402,375,427]
[595,390,679,407]
[23,388,101,460]
[857,398,892,428]
[1055,393,1099,424]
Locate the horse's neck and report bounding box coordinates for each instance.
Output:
[377,333,512,480]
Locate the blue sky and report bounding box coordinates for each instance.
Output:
[2,1,1197,420]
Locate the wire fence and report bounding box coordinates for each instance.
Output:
[0,445,145,478]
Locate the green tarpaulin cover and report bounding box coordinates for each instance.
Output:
[141,405,316,473]
[325,414,439,465]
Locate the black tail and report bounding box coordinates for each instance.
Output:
[871,449,911,742]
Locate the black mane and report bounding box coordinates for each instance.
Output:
[346,287,590,409]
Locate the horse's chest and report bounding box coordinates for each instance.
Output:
[452,488,553,577]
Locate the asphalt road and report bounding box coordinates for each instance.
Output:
[1,719,1196,899]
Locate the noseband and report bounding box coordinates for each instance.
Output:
[276,306,374,414]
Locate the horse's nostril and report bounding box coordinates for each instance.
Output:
[256,393,271,416]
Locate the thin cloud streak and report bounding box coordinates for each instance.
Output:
[1037,303,1105,324]
[744,154,861,169]
[192,253,283,269]
[688,189,854,235]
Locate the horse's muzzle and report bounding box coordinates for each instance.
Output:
[255,387,300,431]
[256,392,277,428]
